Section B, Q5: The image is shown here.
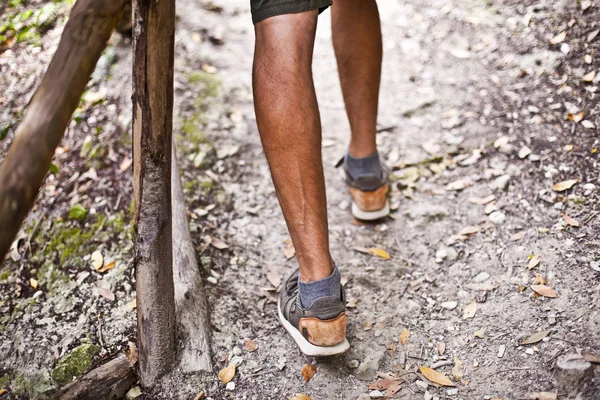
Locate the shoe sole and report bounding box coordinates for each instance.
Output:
[277,299,350,357]
[352,200,390,221]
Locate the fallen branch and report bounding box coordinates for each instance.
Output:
[0,0,127,262]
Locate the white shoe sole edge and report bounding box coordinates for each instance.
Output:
[277,300,350,357]
[351,200,390,221]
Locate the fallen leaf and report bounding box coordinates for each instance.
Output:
[437,342,446,356]
[400,328,410,345]
[385,382,402,397]
[468,195,496,205]
[362,318,375,331]
[463,300,477,319]
[266,267,281,288]
[510,231,527,241]
[368,379,395,390]
[301,364,316,382]
[549,31,567,45]
[533,274,546,285]
[99,260,116,273]
[563,214,580,227]
[96,287,115,301]
[552,179,579,192]
[386,340,397,357]
[0,389,6,396]
[521,330,551,345]
[531,284,558,298]
[452,357,464,380]
[30,278,38,289]
[91,250,103,271]
[459,225,480,236]
[368,248,391,259]
[244,338,258,352]
[210,237,229,250]
[289,395,312,400]
[527,392,557,400]
[218,364,236,384]
[284,240,296,260]
[419,366,455,387]
[583,70,596,82]
[583,352,600,363]
[568,111,584,123]
[528,255,541,270]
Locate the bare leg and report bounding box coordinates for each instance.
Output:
[331,0,382,158]
[253,11,333,282]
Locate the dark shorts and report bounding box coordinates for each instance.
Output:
[250,0,333,24]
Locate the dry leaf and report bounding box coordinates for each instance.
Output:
[30,278,38,289]
[531,284,558,298]
[510,231,527,241]
[301,364,316,382]
[459,225,480,236]
[437,342,446,356]
[368,379,395,391]
[468,195,496,205]
[218,364,236,384]
[96,287,115,301]
[452,358,464,380]
[385,382,402,397]
[99,260,116,273]
[527,392,557,400]
[563,214,580,227]
[244,338,258,352]
[418,366,455,387]
[568,111,584,123]
[553,179,579,192]
[368,248,391,259]
[400,328,410,345]
[583,352,600,363]
[583,70,596,82]
[549,31,567,44]
[533,274,547,285]
[528,255,541,270]
[210,237,229,250]
[463,300,477,319]
[284,240,296,260]
[362,318,375,331]
[0,389,6,396]
[521,330,551,345]
[266,267,281,288]
[91,250,103,271]
[289,395,312,400]
[386,340,397,357]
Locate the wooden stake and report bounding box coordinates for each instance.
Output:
[132,0,177,388]
[0,0,127,262]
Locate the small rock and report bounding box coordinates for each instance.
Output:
[369,390,384,399]
[226,381,235,391]
[441,301,458,310]
[232,347,242,356]
[415,380,428,390]
[473,272,490,283]
[125,386,142,399]
[491,174,510,191]
[207,276,218,285]
[554,353,593,392]
[525,348,534,355]
[356,347,386,381]
[446,388,459,396]
[339,200,350,210]
[347,359,360,369]
[498,344,506,358]
[424,391,434,400]
[488,211,506,224]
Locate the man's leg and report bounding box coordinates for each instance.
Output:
[253,10,348,356]
[331,0,389,221]
[331,0,382,158]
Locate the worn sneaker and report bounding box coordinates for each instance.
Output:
[341,158,390,221]
[278,269,350,356]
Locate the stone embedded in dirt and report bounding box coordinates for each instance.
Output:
[491,174,510,191]
[472,272,490,283]
[355,347,386,381]
[554,353,593,392]
[369,390,384,398]
[488,211,506,224]
[347,359,360,369]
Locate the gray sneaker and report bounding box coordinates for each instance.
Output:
[341,159,390,221]
[278,269,350,356]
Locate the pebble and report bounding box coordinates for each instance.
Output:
[473,272,490,283]
[347,359,360,369]
[498,344,506,358]
[491,174,510,191]
[488,211,506,224]
[415,380,428,390]
[232,347,242,356]
[226,382,235,391]
[207,276,218,284]
[424,391,433,400]
[447,388,459,396]
[441,301,458,310]
[355,347,386,381]
[369,390,384,398]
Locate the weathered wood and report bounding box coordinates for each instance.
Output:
[0,0,127,262]
[115,0,133,33]
[49,353,136,400]
[171,145,213,373]
[132,0,177,388]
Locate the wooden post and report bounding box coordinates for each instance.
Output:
[132,0,177,388]
[0,0,127,262]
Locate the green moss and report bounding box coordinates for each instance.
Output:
[198,176,216,195]
[0,372,11,388]
[51,343,100,386]
[11,371,54,399]
[183,179,199,194]
[43,223,94,264]
[68,204,88,221]
[0,268,11,282]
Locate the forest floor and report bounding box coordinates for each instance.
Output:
[1,0,600,399]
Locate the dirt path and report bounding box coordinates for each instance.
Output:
[1,0,599,399]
